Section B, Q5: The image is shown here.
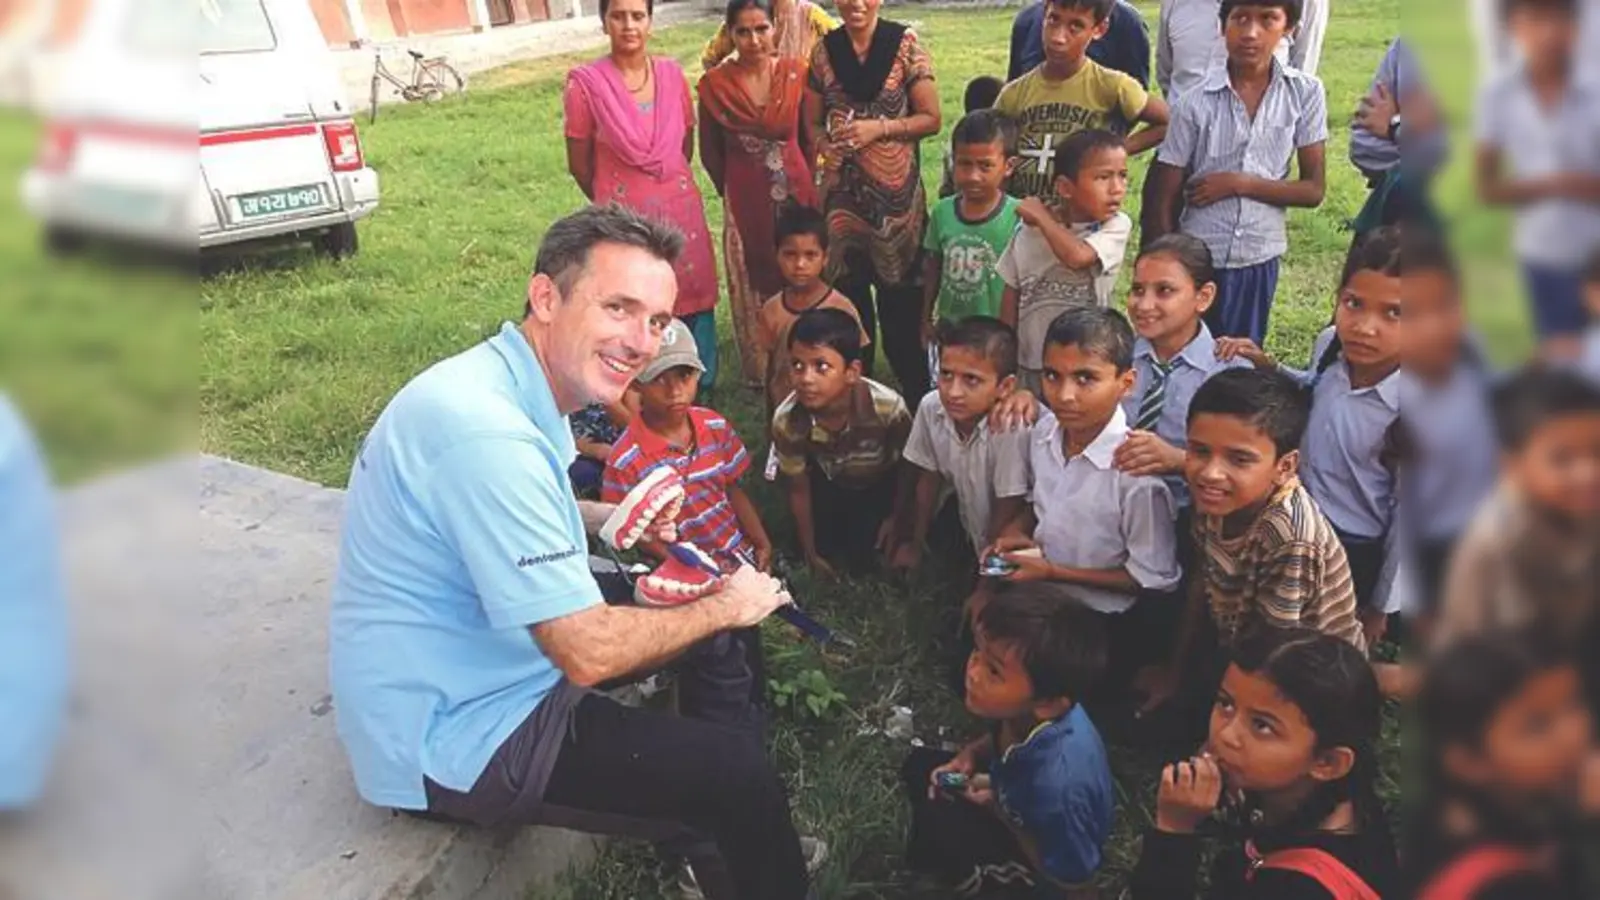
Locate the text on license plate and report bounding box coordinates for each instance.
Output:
[233,184,329,219]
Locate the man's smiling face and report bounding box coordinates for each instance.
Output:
[529,241,678,412]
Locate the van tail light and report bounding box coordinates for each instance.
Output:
[322,120,364,172]
[37,122,77,173]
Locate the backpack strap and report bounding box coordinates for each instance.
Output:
[1244,840,1381,900]
[1416,845,1536,900]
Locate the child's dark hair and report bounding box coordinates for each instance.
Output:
[1314,225,1405,377]
[1044,0,1115,22]
[963,76,1004,112]
[788,307,863,365]
[1417,626,1570,764]
[951,109,1018,157]
[723,0,771,27]
[1499,0,1577,22]
[1136,233,1216,289]
[934,315,1018,379]
[1410,626,1578,865]
[1229,625,1386,837]
[1491,365,1600,452]
[977,585,1108,702]
[774,204,829,251]
[1052,128,1124,185]
[1220,0,1303,28]
[1188,368,1310,456]
[1043,306,1135,372]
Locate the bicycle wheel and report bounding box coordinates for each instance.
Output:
[423,61,466,95]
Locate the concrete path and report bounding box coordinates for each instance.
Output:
[0,455,602,900]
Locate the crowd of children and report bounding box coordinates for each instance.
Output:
[569,0,1600,895]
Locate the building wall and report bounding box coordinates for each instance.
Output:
[308,0,357,45]
[393,0,474,35]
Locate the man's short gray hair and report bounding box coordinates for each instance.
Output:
[532,204,684,296]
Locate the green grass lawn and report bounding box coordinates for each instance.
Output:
[0,0,1511,894]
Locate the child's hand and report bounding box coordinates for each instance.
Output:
[1359,606,1389,645]
[804,552,837,580]
[874,519,898,557]
[1113,430,1185,477]
[1185,172,1241,207]
[752,541,774,573]
[980,533,1034,562]
[1155,754,1223,834]
[920,319,937,349]
[1214,337,1273,369]
[928,753,977,800]
[1132,664,1179,717]
[1016,196,1052,227]
[1001,547,1050,583]
[962,773,995,808]
[987,390,1039,432]
[1353,82,1398,139]
[890,540,921,573]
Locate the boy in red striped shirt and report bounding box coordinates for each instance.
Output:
[603,319,774,573]
[601,318,774,728]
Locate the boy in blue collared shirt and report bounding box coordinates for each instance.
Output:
[902,586,1112,894]
[1148,0,1328,344]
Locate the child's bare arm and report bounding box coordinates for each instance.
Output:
[1124,95,1169,157]
[575,436,613,461]
[1146,162,1187,240]
[1017,198,1100,270]
[898,466,943,562]
[920,253,943,344]
[727,483,773,568]
[785,472,830,574]
[999,284,1020,329]
[1191,142,1327,209]
[1477,143,1600,206]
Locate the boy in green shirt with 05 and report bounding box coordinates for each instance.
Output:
[921,110,1024,348]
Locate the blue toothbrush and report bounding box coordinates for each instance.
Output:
[666,543,857,650]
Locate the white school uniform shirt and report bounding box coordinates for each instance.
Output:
[902,392,1032,553]
[1122,322,1249,506]
[997,213,1133,371]
[1292,328,1401,541]
[1023,405,1181,614]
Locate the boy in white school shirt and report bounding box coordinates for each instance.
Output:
[986,307,1181,715]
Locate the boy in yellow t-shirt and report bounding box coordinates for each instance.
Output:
[995,0,1167,199]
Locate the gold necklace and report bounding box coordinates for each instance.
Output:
[623,57,652,94]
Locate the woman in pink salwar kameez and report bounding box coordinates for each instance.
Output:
[564,0,722,389]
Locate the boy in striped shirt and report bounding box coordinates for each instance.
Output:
[1133,368,1361,739]
[603,318,774,728]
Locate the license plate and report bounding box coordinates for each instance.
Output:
[232,184,329,220]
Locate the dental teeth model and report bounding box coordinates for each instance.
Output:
[634,542,723,607]
[599,466,685,550]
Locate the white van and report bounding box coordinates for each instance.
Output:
[22,0,380,257]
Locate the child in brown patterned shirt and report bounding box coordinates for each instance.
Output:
[1133,369,1362,740]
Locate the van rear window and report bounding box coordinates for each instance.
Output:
[197,0,279,53]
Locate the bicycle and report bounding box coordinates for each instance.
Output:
[369,47,467,123]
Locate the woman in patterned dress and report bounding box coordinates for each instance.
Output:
[698,0,820,390]
[803,0,941,405]
[564,0,721,389]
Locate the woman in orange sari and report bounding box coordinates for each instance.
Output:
[698,0,818,389]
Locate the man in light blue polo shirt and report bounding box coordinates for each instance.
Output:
[0,396,69,811]
[330,206,810,900]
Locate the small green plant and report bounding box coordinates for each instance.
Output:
[769,668,849,720]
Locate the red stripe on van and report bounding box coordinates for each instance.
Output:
[199,124,319,147]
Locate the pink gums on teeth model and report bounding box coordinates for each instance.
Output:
[634,542,722,607]
[599,466,685,550]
